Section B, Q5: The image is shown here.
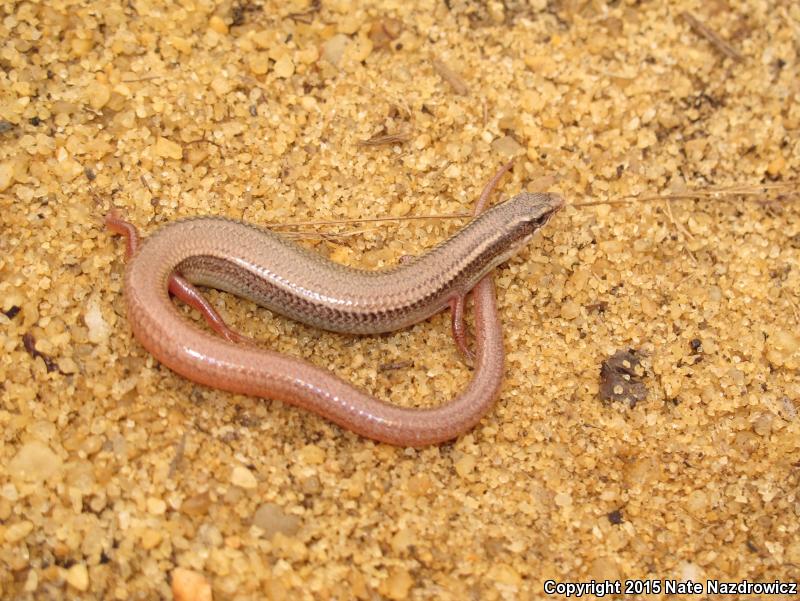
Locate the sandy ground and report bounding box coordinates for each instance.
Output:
[1,0,798,599]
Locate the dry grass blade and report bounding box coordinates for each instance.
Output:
[288,0,320,23]
[358,131,413,146]
[281,227,382,240]
[267,212,471,230]
[122,75,165,82]
[680,11,743,62]
[573,181,799,208]
[432,56,469,95]
[262,181,798,239]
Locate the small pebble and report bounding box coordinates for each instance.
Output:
[590,556,621,581]
[321,34,348,66]
[172,568,212,601]
[381,567,413,600]
[406,474,432,496]
[4,520,34,543]
[752,412,774,436]
[765,329,799,369]
[767,155,785,176]
[554,492,572,507]
[454,454,476,478]
[560,300,580,320]
[65,563,89,591]
[86,81,111,110]
[147,497,167,515]
[181,492,211,516]
[0,161,14,191]
[248,53,270,75]
[231,465,257,489]
[170,35,192,53]
[299,444,325,465]
[9,442,62,483]
[274,56,295,78]
[391,528,415,553]
[491,135,524,157]
[488,563,521,586]
[153,137,183,160]
[678,561,703,582]
[85,297,109,344]
[210,75,233,95]
[300,475,321,494]
[785,541,800,564]
[141,528,163,549]
[252,503,301,538]
[208,15,228,35]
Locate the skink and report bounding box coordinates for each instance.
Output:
[107,172,563,446]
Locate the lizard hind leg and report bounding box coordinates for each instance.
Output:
[106,211,256,345]
[448,159,515,366]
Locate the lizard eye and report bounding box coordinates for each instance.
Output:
[530,213,551,227]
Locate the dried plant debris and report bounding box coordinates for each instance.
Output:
[607,509,624,525]
[230,2,262,28]
[288,0,321,24]
[680,11,743,63]
[431,57,469,95]
[358,130,412,146]
[369,17,402,49]
[3,305,21,319]
[379,360,413,371]
[0,121,16,134]
[599,349,648,407]
[22,332,63,374]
